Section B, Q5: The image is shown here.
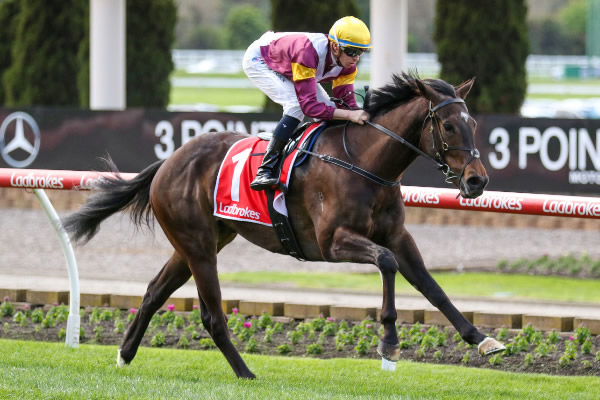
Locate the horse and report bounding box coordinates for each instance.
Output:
[63,72,505,379]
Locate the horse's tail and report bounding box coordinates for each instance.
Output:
[62,158,165,244]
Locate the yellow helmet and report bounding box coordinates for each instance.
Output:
[328,16,371,49]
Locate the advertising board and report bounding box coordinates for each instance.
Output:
[0,108,598,194]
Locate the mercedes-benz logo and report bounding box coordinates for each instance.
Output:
[0,111,41,168]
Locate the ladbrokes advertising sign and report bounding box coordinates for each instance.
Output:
[0,108,598,194]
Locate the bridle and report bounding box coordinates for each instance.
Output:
[421,98,481,184]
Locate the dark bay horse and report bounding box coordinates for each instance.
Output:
[64,73,505,379]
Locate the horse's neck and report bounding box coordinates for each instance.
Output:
[359,100,427,180]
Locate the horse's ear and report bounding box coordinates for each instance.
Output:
[455,77,475,99]
[415,79,442,103]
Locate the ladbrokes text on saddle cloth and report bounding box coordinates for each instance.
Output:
[213,124,322,226]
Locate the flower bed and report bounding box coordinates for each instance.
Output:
[1,300,599,376]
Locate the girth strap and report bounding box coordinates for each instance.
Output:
[265,189,306,261]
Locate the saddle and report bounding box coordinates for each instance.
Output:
[290,120,347,167]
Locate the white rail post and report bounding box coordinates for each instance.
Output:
[33,188,80,348]
[370,0,407,89]
[90,0,126,110]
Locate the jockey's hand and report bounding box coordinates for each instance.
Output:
[333,108,370,125]
[350,109,370,125]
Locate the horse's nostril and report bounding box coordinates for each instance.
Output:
[467,176,488,190]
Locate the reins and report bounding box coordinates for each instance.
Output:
[366,119,452,179]
[297,145,401,187]
[303,94,480,188]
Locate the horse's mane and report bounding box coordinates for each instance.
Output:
[363,72,457,118]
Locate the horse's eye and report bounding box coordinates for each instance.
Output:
[443,123,453,133]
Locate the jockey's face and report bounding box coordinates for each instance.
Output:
[331,42,362,69]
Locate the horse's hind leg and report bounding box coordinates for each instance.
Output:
[187,255,255,379]
[198,297,215,335]
[118,251,191,366]
[160,214,254,378]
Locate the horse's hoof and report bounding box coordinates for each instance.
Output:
[377,340,401,361]
[240,372,256,380]
[478,337,506,356]
[116,349,128,368]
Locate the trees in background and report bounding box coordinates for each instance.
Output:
[434,0,529,115]
[125,0,176,107]
[528,0,586,55]
[179,0,363,50]
[0,0,588,111]
[2,0,86,107]
[174,0,586,55]
[0,0,21,106]
[270,0,359,32]
[175,0,269,50]
[225,5,269,49]
[0,0,176,108]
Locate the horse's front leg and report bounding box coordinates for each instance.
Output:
[327,227,401,361]
[393,229,505,355]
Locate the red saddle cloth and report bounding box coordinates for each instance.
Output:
[213,122,323,226]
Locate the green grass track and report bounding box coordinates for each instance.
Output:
[1,340,598,400]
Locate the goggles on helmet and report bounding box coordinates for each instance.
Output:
[341,46,366,57]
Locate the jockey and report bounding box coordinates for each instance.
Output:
[242,16,372,191]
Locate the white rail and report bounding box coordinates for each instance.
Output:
[32,189,80,348]
[0,169,135,348]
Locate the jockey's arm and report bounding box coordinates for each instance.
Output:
[333,108,370,125]
[294,74,370,124]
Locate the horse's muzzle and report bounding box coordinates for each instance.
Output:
[460,175,488,198]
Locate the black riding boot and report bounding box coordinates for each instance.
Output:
[250,115,300,191]
[250,137,287,190]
